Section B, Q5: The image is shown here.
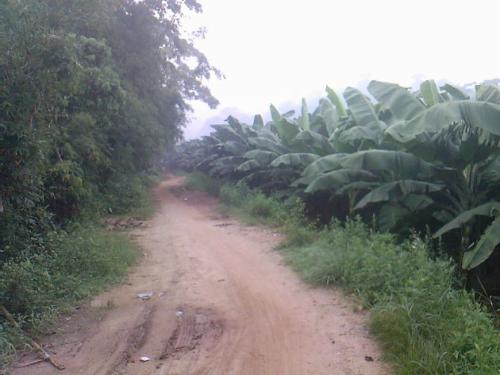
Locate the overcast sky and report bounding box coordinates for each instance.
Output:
[183,0,500,139]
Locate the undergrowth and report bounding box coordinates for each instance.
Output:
[0,172,159,368]
[184,172,222,197]
[184,172,500,375]
[0,226,137,366]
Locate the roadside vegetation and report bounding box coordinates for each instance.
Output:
[173,76,500,374]
[184,174,500,374]
[0,0,217,366]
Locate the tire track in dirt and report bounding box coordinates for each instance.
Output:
[11,175,390,375]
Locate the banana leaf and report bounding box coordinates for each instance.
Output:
[440,84,469,100]
[243,150,279,165]
[339,150,436,179]
[291,130,335,155]
[249,137,288,154]
[385,101,500,147]
[420,80,442,107]
[300,98,310,130]
[305,169,378,193]
[343,87,384,130]
[476,84,500,104]
[368,80,424,120]
[294,153,348,186]
[354,180,444,210]
[270,153,319,168]
[326,85,347,118]
[463,216,500,269]
[433,202,500,238]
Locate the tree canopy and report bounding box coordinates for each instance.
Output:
[0,0,218,262]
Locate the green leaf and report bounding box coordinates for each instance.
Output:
[326,85,347,118]
[221,141,248,155]
[343,87,384,130]
[211,124,247,144]
[463,216,500,270]
[243,150,279,165]
[440,84,469,100]
[270,104,281,123]
[297,153,348,185]
[318,98,339,135]
[253,114,264,130]
[420,80,442,107]
[237,160,261,172]
[300,98,310,130]
[385,101,500,146]
[368,80,424,120]
[333,126,382,152]
[249,137,288,154]
[274,118,300,145]
[257,128,279,141]
[476,84,500,104]
[433,202,500,238]
[270,153,319,168]
[305,169,378,193]
[354,180,444,210]
[209,156,246,176]
[339,150,437,179]
[291,130,335,155]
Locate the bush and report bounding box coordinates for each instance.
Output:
[218,183,251,206]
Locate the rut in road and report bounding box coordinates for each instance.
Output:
[11,176,390,375]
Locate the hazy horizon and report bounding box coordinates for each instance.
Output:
[183,0,500,139]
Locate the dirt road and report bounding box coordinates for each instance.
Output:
[12,176,389,375]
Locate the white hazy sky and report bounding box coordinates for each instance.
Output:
[184,0,500,139]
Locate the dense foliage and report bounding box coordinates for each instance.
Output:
[171,80,500,293]
[0,0,217,263]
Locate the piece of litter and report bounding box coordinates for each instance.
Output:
[176,311,184,318]
[140,356,151,362]
[137,292,154,300]
[183,198,188,201]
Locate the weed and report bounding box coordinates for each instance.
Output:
[282,220,500,374]
[0,226,137,366]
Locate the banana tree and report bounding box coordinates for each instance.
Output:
[384,100,500,269]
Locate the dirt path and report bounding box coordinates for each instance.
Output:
[11,176,389,375]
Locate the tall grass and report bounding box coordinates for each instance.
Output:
[184,172,500,375]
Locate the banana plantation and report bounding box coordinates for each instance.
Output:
[172,80,500,285]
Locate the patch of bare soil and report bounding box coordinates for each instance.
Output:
[10,175,390,375]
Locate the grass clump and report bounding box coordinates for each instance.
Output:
[282,219,500,375]
[183,172,298,227]
[0,225,137,365]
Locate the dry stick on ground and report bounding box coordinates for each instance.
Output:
[0,304,65,370]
